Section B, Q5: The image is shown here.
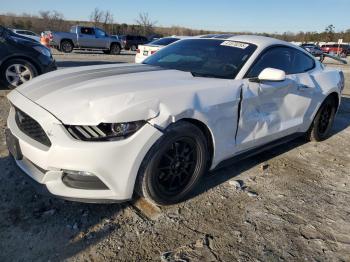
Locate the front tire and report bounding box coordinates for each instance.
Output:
[0,59,38,89]
[136,122,209,206]
[110,43,121,55]
[306,96,338,141]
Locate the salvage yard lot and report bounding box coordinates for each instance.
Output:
[0,53,349,261]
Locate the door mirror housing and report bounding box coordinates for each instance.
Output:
[249,68,286,82]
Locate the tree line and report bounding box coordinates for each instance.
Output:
[0,10,349,42]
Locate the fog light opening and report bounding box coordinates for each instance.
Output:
[62,170,108,190]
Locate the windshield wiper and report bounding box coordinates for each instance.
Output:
[191,72,215,78]
[191,72,230,79]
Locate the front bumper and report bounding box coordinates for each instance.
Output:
[7,90,163,202]
[37,53,57,74]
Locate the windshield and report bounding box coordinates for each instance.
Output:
[143,39,257,79]
[149,37,180,46]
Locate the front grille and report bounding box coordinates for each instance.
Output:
[15,108,52,147]
[65,125,108,141]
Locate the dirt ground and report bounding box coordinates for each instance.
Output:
[0,53,350,262]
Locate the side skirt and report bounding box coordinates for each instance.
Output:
[213,132,305,171]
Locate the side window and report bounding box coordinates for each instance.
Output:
[95,28,106,37]
[80,27,95,35]
[247,47,294,78]
[290,50,315,74]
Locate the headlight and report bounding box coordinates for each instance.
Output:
[33,45,51,57]
[65,121,146,141]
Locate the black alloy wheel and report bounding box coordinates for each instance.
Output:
[136,122,209,206]
[307,96,337,141]
[153,137,198,197]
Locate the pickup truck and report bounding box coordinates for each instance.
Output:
[50,26,122,54]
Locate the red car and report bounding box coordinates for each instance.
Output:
[321,44,349,56]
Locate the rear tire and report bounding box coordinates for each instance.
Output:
[0,59,38,89]
[306,96,338,141]
[110,43,121,55]
[60,40,74,53]
[136,122,209,206]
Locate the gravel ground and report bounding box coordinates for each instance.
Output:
[0,53,349,261]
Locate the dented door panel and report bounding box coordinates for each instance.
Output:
[236,75,313,153]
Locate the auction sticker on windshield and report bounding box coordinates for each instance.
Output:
[220,41,249,49]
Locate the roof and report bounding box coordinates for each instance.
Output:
[196,34,299,50]
[168,35,192,39]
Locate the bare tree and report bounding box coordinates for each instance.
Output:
[38,10,65,31]
[136,12,156,36]
[102,10,114,33]
[324,24,335,42]
[90,8,103,26]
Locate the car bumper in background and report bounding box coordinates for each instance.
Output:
[135,55,147,64]
[6,90,163,203]
[42,60,57,73]
[37,53,57,74]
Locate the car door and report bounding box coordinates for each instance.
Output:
[94,28,109,49]
[235,46,315,152]
[77,27,97,48]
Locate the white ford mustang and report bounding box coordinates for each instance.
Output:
[6,35,345,205]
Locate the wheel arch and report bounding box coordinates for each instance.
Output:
[60,38,74,48]
[177,118,215,168]
[326,91,340,107]
[0,56,41,74]
[110,42,121,48]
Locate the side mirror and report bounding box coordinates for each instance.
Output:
[258,68,286,82]
[250,68,286,82]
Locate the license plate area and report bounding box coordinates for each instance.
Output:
[143,50,148,56]
[5,129,23,160]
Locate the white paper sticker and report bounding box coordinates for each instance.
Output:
[220,41,249,49]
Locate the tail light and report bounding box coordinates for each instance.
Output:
[136,49,140,53]
[151,50,157,55]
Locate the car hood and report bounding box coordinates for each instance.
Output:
[11,35,38,46]
[15,63,224,125]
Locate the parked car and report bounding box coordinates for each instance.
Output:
[9,28,41,43]
[135,36,188,63]
[50,26,122,54]
[6,35,344,205]
[120,35,148,51]
[0,26,56,89]
[321,44,349,57]
[300,44,324,61]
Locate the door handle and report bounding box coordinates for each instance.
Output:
[297,84,311,90]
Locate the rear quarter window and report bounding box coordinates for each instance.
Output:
[290,49,315,74]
